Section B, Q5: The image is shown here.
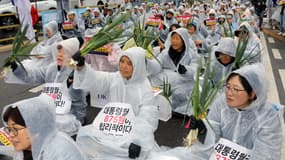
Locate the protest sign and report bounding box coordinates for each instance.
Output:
[42,83,71,114]
[92,102,135,138]
[209,138,251,160]
[0,128,11,146]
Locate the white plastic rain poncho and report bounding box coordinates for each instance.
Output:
[147,28,198,115]
[1,94,86,160]
[188,21,210,54]
[74,47,160,159]
[205,26,221,47]
[235,22,262,64]
[21,20,62,69]
[5,38,86,135]
[195,63,282,159]
[210,37,236,85]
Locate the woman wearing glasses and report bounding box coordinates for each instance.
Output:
[1,95,86,160]
[147,63,282,160]
[198,63,282,160]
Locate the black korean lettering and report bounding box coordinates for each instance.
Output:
[109,107,115,115]
[122,108,129,116]
[124,125,132,133]
[237,153,249,160]
[221,146,232,156]
[215,144,224,153]
[103,107,110,114]
[115,107,123,116]
[99,123,104,131]
[229,149,240,159]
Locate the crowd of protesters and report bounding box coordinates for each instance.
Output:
[0,0,283,160]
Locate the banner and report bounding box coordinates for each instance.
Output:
[205,18,217,26]
[147,15,162,27]
[177,15,192,25]
[209,138,251,160]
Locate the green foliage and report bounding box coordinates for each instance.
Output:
[232,29,260,70]
[2,25,40,73]
[189,52,225,120]
[132,14,160,64]
[80,13,131,56]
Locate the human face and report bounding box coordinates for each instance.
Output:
[239,29,249,40]
[56,45,70,67]
[171,33,184,52]
[225,75,255,109]
[119,56,133,80]
[68,14,75,21]
[188,25,195,34]
[46,28,53,38]
[209,14,215,19]
[6,118,31,151]
[217,53,233,65]
[166,12,173,19]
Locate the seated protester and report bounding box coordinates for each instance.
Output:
[72,47,160,159]
[22,20,63,69]
[164,24,197,57]
[147,64,282,160]
[216,15,230,37]
[169,23,181,32]
[4,38,87,136]
[148,28,198,115]
[210,37,236,86]
[164,9,178,29]
[66,11,80,30]
[90,8,105,29]
[226,11,238,35]
[204,9,221,47]
[187,21,209,55]
[199,63,282,159]
[82,7,93,29]
[1,94,86,160]
[234,21,261,67]
[62,11,84,39]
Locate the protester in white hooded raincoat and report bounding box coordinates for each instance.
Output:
[22,20,62,69]
[202,63,282,159]
[73,47,160,159]
[210,37,236,85]
[234,21,261,65]
[148,28,198,115]
[1,94,86,160]
[147,63,282,160]
[5,38,87,135]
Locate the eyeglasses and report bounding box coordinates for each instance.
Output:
[225,85,246,95]
[3,126,26,136]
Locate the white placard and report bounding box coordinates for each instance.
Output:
[42,83,71,114]
[92,102,135,138]
[209,138,251,160]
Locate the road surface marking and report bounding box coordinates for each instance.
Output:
[272,48,282,60]
[29,84,45,93]
[261,33,280,103]
[268,37,275,43]
[279,69,285,92]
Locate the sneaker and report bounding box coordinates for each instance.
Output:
[278,32,283,35]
